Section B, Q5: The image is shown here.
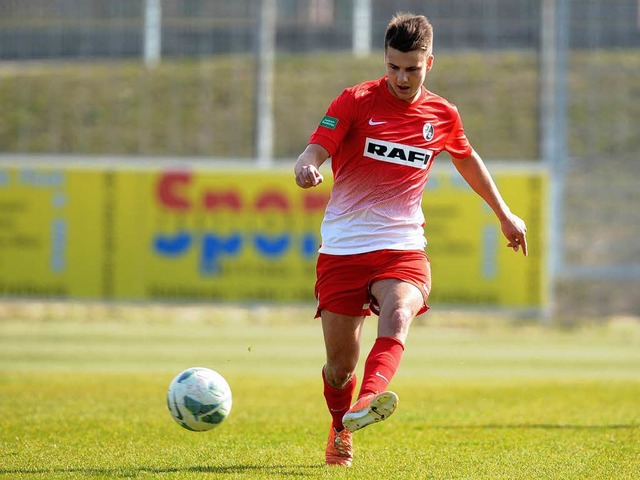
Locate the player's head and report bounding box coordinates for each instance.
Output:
[384,12,433,55]
[383,13,434,103]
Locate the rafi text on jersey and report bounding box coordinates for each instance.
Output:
[364,138,434,170]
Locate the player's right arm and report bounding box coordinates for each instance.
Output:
[294,143,330,189]
[296,83,361,189]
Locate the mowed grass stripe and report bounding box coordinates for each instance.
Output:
[1,316,639,479]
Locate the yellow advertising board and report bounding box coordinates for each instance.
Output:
[0,161,546,309]
[111,167,329,301]
[0,167,105,297]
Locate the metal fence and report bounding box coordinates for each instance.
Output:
[1,0,638,59]
[0,0,638,317]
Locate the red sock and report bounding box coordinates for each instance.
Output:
[322,368,356,432]
[358,336,404,398]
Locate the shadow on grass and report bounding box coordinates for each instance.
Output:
[0,463,325,477]
[428,424,639,430]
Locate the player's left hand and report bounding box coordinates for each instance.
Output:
[501,213,528,256]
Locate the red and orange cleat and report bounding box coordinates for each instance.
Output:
[342,391,399,432]
[325,427,353,466]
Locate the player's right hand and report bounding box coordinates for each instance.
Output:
[295,165,324,189]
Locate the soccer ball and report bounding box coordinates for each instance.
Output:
[166,367,232,431]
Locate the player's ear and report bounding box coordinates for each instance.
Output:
[426,54,434,72]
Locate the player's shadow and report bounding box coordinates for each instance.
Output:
[183,464,325,476]
[0,464,325,477]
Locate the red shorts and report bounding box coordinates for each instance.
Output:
[314,249,431,318]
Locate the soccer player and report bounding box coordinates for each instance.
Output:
[293,12,528,467]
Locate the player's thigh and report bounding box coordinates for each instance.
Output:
[367,249,431,317]
[370,278,424,340]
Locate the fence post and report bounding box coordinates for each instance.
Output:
[255,0,277,167]
[353,0,372,58]
[143,0,162,68]
[540,0,569,319]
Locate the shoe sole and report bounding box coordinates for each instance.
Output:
[342,391,399,432]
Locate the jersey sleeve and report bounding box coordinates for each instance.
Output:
[308,88,357,157]
[444,105,473,159]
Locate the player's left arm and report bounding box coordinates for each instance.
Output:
[451,149,528,256]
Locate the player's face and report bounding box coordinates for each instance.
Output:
[384,47,433,103]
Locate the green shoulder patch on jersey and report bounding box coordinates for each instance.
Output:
[320,115,338,129]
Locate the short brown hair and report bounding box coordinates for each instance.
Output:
[384,13,433,54]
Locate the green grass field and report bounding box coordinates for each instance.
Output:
[1,304,639,479]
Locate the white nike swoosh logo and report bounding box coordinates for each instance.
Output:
[375,371,389,382]
[369,118,387,126]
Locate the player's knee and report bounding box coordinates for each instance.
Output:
[379,305,416,339]
[390,303,416,325]
[324,364,355,389]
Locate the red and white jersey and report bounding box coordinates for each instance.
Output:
[309,76,472,255]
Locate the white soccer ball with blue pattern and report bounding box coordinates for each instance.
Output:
[167,367,232,431]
